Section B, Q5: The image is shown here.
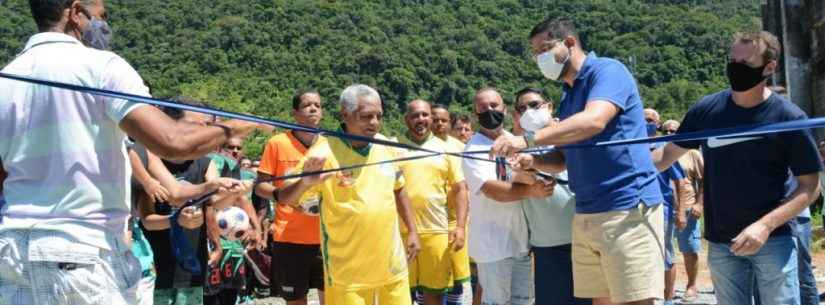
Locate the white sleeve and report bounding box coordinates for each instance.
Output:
[100,55,151,123]
[462,144,496,196]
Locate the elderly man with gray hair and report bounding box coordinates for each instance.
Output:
[278,84,420,305]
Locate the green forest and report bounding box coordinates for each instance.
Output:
[0,0,761,158]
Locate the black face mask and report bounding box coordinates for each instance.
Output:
[477,110,505,130]
[727,61,767,92]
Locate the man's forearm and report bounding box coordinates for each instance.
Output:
[675,179,689,215]
[238,196,262,234]
[128,149,156,190]
[205,207,222,248]
[452,182,469,229]
[653,143,689,172]
[130,121,229,161]
[534,112,604,146]
[278,179,312,207]
[254,172,277,201]
[170,182,218,205]
[481,181,534,202]
[121,106,255,161]
[534,150,566,173]
[395,188,418,234]
[141,214,172,231]
[758,174,820,232]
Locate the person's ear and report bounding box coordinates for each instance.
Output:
[563,36,577,49]
[68,1,88,28]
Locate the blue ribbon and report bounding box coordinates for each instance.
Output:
[462,117,824,156]
[2,72,821,162]
[0,72,491,163]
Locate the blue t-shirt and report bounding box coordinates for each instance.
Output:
[658,162,685,219]
[558,54,663,213]
[675,90,822,243]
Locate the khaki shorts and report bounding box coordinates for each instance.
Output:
[571,203,665,303]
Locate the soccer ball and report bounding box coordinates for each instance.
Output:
[216,207,250,241]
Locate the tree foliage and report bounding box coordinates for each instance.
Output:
[0,0,760,157]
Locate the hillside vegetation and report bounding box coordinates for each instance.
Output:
[0,0,760,157]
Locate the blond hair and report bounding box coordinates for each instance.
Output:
[732,31,782,64]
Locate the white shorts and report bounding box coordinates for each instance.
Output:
[0,229,141,305]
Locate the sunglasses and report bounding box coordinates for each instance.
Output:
[225,145,242,151]
[663,129,677,135]
[516,100,544,114]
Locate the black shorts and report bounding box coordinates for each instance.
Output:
[270,241,324,301]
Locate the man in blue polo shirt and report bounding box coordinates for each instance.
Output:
[654,31,822,305]
[492,18,664,305]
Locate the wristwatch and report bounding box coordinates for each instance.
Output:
[523,131,536,148]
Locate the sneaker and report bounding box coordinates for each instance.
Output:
[244,248,272,286]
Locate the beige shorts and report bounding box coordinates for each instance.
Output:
[571,203,665,303]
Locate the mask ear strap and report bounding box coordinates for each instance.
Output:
[75,5,93,21]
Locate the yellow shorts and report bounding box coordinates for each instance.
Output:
[325,278,411,305]
[450,229,472,283]
[407,233,453,292]
[571,203,665,303]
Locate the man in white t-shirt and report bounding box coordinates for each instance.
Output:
[0,1,258,304]
[462,88,553,305]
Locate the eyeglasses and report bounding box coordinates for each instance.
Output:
[516,100,544,114]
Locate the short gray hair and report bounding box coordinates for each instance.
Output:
[339,84,380,114]
[662,119,680,130]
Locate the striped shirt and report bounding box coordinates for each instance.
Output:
[0,32,148,250]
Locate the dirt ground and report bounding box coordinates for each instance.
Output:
[250,243,825,305]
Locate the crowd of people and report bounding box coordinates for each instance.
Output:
[1,1,824,305]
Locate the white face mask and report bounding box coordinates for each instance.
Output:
[536,48,569,80]
[519,105,551,132]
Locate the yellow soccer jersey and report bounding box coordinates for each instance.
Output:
[442,136,467,229]
[289,134,408,291]
[398,134,464,234]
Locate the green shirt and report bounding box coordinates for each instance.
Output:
[522,171,576,247]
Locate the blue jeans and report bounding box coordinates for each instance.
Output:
[533,244,589,305]
[794,218,819,305]
[709,235,799,305]
[677,210,702,253]
[754,218,819,305]
[476,254,534,305]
